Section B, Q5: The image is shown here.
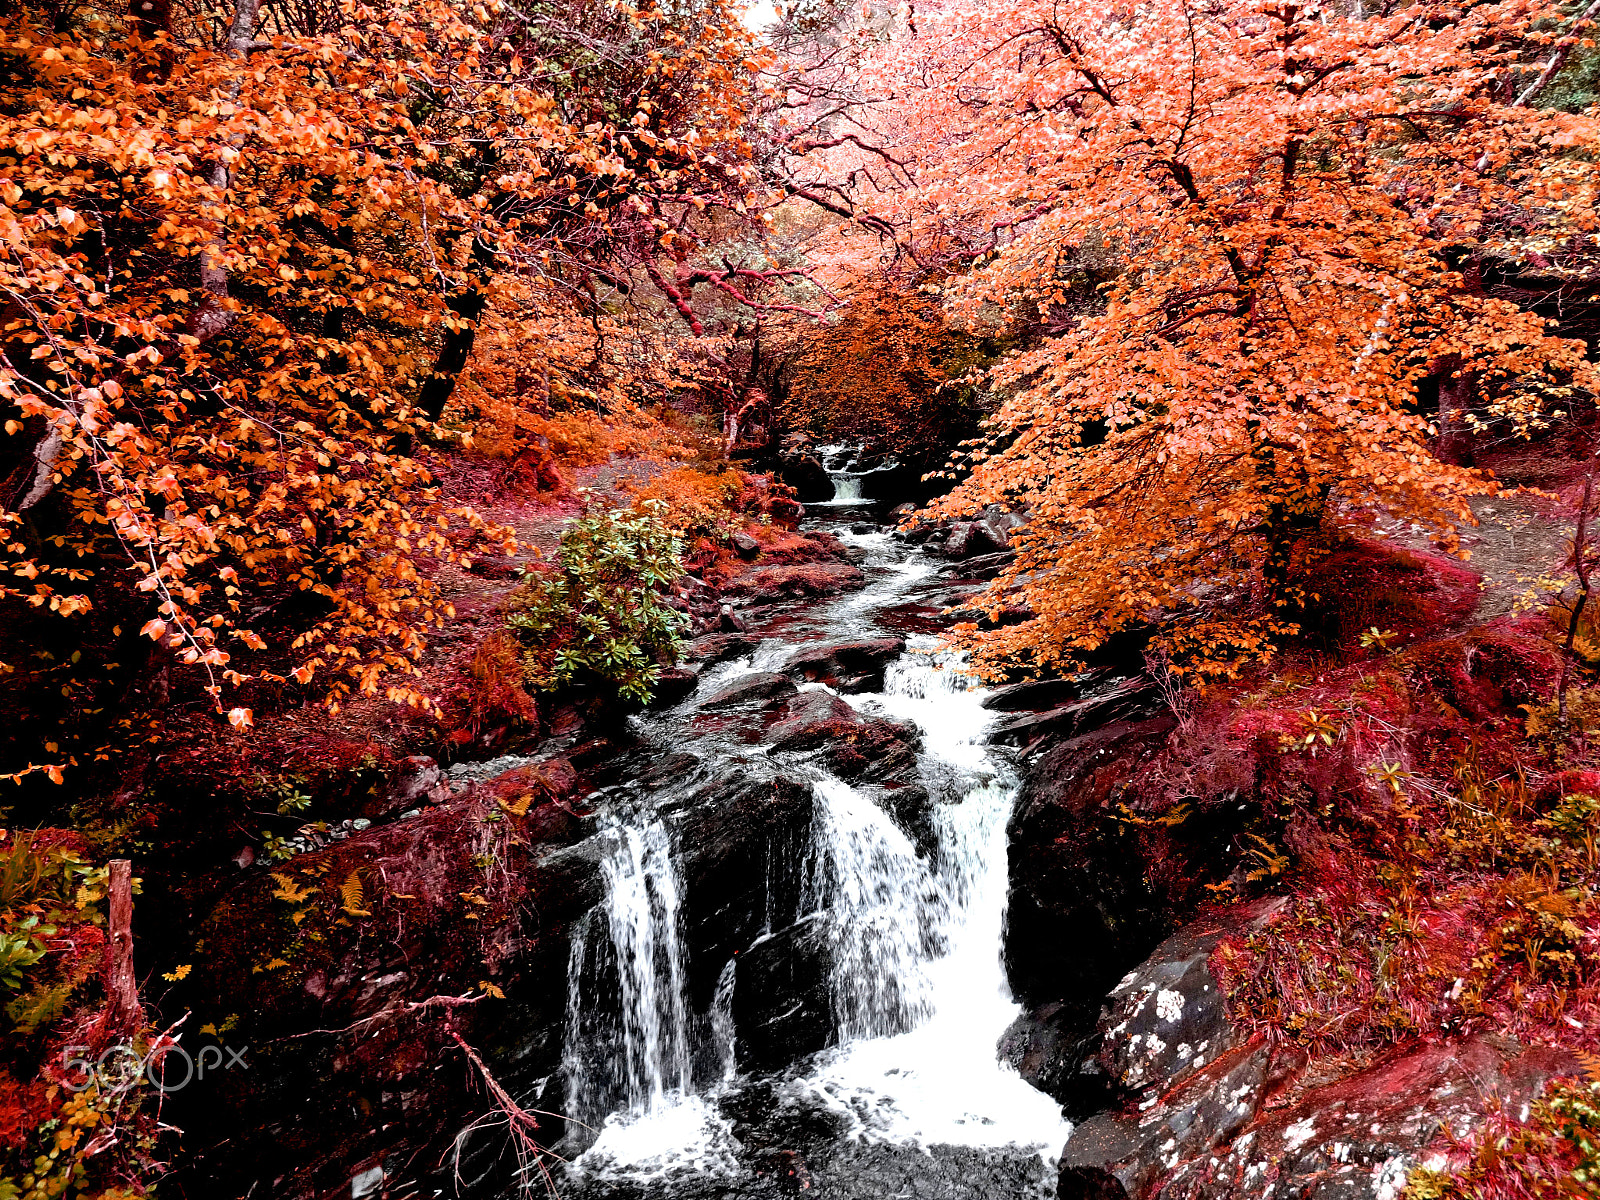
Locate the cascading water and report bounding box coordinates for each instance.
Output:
[563,822,738,1179]
[813,442,896,507]
[790,645,1070,1152]
[803,777,940,1041]
[600,821,692,1109]
[556,524,1070,1196]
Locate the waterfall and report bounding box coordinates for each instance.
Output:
[564,821,739,1180]
[557,538,1070,1191]
[564,820,692,1127]
[828,472,864,503]
[804,777,942,1041]
[812,442,896,506]
[791,645,1072,1151]
[601,822,692,1109]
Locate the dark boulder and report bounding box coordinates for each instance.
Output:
[989,680,1160,749]
[781,637,906,692]
[720,563,867,604]
[684,632,764,668]
[649,665,699,707]
[779,453,834,503]
[732,531,762,558]
[731,914,833,1072]
[998,1001,1110,1116]
[670,769,816,1009]
[1092,899,1283,1096]
[943,549,1016,580]
[698,672,799,710]
[981,677,1088,713]
[943,518,1013,559]
[1005,716,1178,1011]
[825,718,921,784]
[877,784,938,860]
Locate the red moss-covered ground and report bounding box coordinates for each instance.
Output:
[1094,526,1600,1195]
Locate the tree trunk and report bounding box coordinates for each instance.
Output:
[416,236,497,424]
[104,859,142,1036]
[1435,354,1476,466]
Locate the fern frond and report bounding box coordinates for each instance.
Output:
[340,870,371,917]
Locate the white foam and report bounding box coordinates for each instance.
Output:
[575,1094,740,1180]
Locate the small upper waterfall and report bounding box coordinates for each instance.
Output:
[814,443,897,506]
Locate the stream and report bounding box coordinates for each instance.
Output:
[539,495,1070,1199]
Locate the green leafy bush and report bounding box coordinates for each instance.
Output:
[508,502,687,704]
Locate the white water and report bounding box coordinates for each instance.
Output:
[602,821,692,1109]
[809,441,896,507]
[568,824,740,1180]
[787,649,1071,1153]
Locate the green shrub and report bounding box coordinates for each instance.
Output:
[507,502,687,704]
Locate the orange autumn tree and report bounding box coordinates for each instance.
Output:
[863,0,1600,678]
[0,0,762,778]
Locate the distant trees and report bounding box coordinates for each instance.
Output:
[775,282,984,471]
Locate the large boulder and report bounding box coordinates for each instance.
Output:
[989,680,1160,749]
[1005,716,1179,1013]
[764,690,864,751]
[779,452,834,503]
[1055,897,1581,1200]
[698,672,798,710]
[683,631,764,667]
[781,637,906,692]
[982,676,1090,713]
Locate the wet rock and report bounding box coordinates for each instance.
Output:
[684,632,764,667]
[826,718,920,784]
[1005,716,1179,1012]
[982,677,1089,713]
[849,522,876,534]
[779,453,834,503]
[732,531,762,558]
[649,664,699,707]
[720,563,867,604]
[731,914,832,1072]
[672,770,816,1008]
[891,502,918,520]
[999,1001,1106,1112]
[699,672,798,709]
[765,690,863,751]
[989,681,1161,749]
[878,784,938,860]
[720,603,750,632]
[943,518,1012,559]
[943,549,1016,580]
[781,637,906,692]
